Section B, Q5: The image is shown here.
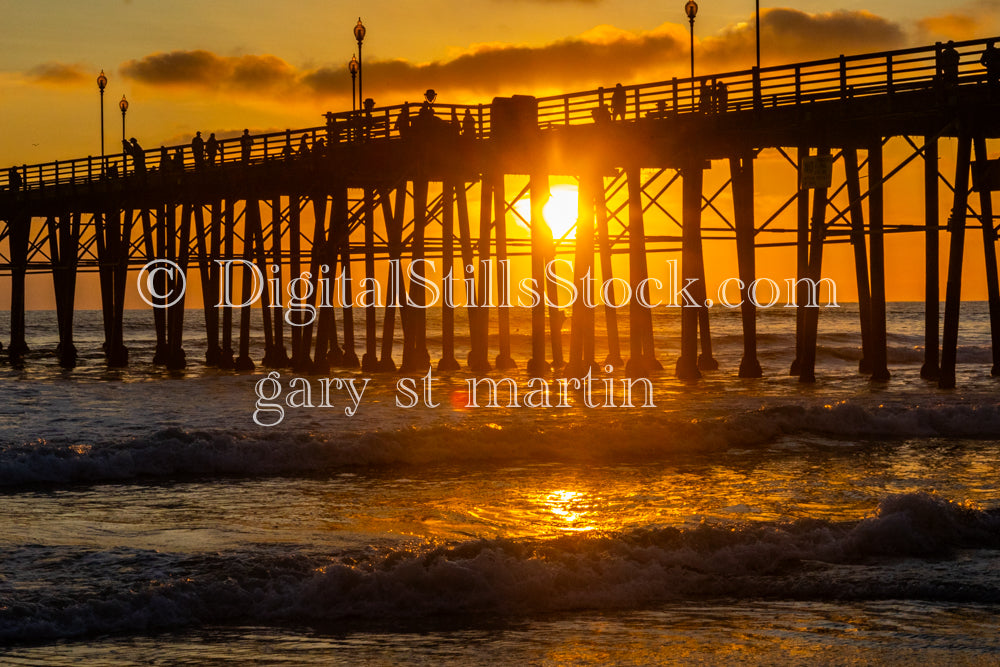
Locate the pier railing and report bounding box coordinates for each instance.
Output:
[2,36,994,193]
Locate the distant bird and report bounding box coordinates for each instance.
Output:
[31,143,39,147]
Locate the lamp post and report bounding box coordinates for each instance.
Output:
[349,55,359,112]
[97,70,107,172]
[119,95,129,172]
[354,18,366,112]
[685,0,698,111]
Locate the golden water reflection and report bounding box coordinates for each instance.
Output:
[538,489,596,532]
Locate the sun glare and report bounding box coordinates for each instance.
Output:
[512,184,579,239]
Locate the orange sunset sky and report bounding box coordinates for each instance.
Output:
[2,0,999,308]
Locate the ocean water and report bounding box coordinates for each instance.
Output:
[1,303,999,665]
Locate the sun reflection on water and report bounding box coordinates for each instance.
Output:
[537,489,597,532]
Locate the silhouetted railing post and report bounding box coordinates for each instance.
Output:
[752,67,763,111]
[839,55,848,101]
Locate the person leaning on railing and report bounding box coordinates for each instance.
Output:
[982,40,1000,85]
[937,41,960,85]
[7,166,22,191]
[240,129,253,164]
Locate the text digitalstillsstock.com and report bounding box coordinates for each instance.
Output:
[138,258,840,324]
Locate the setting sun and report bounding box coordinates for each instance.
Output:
[513,184,579,239]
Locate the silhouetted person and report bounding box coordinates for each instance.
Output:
[159,146,170,171]
[982,40,1000,85]
[298,135,310,156]
[282,136,293,159]
[313,136,326,156]
[938,41,960,84]
[191,131,205,168]
[591,102,611,123]
[395,104,411,137]
[462,108,476,138]
[8,166,21,191]
[206,133,219,165]
[699,81,713,113]
[173,148,184,171]
[611,83,627,121]
[129,138,146,173]
[240,129,253,164]
[363,98,376,140]
[715,81,729,113]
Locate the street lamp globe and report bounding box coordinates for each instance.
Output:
[354,18,366,44]
[349,55,359,75]
[97,70,107,92]
[685,0,698,21]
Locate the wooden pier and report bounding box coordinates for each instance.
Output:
[2,37,1000,388]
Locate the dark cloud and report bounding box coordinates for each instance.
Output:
[705,9,908,70]
[121,50,249,86]
[57,8,915,105]
[26,62,88,86]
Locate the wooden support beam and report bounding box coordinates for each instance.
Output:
[527,173,551,376]
[939,134,972,389]
[8,212,30,361]
[51,212,79,367]
[267,197,290,367]
[152,204,170,365]
[336,187,358,368]
[595,175,623,368]
[362,187,380,371]
[468,176,493,372]
[974,135,1000,376]
[565,173,598,378]
[310,195,334,373]
[868,139,890,382]
[438,181,460,371]
[921,137,940,380]
[625,167,659,375]
[731,155,762,378]
[401,178,430,372]
[798,146,830,383]
[844,147,874,375]
[676,162,703,380]
[791,145,810,376]
[195,203,221,367]
[166,205,190,370]
[219,200,236,370]
[378,186,405,372]
[288,195,304,369]
[494,175,516,370]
